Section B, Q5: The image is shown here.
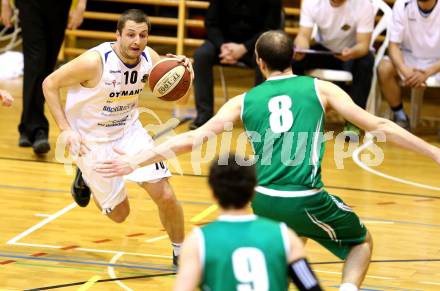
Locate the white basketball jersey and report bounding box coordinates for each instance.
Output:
[65,42,153,142]
[390,0,440,61]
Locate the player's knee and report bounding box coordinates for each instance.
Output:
[155,188,177,208]
[364,231,373,251]
[108,209,129,223]
[107,202,130,223]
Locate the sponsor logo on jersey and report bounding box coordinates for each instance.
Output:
[97,115,129,127]
[102,103,135,113]
[108,88,143,98]
[109,70,121,74]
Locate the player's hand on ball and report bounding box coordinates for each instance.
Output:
[95,147,139,178]
[165,53,194,80]
[166,53,192,68]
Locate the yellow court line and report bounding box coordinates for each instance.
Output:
[77,275,101,291]
[190,204,218,223]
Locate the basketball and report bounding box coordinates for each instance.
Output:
[148,58,192,101]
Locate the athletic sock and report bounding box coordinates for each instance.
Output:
[172,242,182,256]
[339,282,358,291]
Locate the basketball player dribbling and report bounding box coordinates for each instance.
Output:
[42,9,192,266]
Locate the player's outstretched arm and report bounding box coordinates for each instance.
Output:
[173,230,202,291]
[317,80,440,164]
[95,94,244,177]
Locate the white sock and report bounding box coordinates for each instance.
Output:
[172,243,182,256]
[339,283,358,291]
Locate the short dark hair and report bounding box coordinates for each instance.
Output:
[255,30,293,71]
[208,154,257,209]
[117,9,151,34]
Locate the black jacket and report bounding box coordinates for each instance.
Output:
[205,0,282,52]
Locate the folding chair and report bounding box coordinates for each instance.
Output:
[408,77,440,131]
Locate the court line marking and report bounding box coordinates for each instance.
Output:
[6,200,173,260]
[145,235,169,243]
[0,253,172,271]
[190,204,218,223]
[3,145,437,286]
[23,272,177,291]
[77,275,101,291]
[353,138,440,192]
[10,242,171,259]
[34,214,51,218]
[420,281,440,286]
[315,269,395,280]
[7,203,77,245]
[108,252,133,291]
[0,183,213,205]
[2,175,440,200]
[363,220,394,224]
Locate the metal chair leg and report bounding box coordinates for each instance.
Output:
[410,87,425,132]
[218,65,229,102]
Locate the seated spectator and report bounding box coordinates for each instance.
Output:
[292,0,375,137]
[378,0,440,130]
[0,89,13,107]
[190,0,282,129]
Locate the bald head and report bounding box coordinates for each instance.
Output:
[255,30,293,72]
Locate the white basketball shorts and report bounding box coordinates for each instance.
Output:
[76,121,171,213]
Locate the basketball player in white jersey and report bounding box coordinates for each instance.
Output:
[0,89,13,106]
[378,0,440,129]
[43,9,191,266]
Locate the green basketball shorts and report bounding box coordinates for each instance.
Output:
[252,189,367,259]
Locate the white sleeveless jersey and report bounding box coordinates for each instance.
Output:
[65,42,153,142]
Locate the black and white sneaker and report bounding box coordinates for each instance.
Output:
[71,168,91,207]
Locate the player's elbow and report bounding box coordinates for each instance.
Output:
[42,76,56,99]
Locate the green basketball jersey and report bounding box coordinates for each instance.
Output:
[198,215,289,291]
[241,75,325,190]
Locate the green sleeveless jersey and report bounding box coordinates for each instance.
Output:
[242,75,325,190]
[198,215,289,291]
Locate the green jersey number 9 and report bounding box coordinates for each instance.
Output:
[232,247,269,291]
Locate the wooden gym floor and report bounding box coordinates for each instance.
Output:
[0,72,439,290]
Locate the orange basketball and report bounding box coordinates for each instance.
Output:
[148,58,192,101]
